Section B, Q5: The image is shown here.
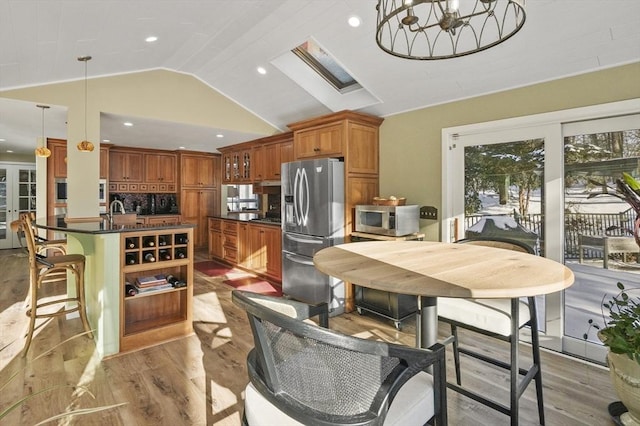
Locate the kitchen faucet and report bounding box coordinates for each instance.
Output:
[107,199,126,224]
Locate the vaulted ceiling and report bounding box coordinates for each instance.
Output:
[1,0,639,155]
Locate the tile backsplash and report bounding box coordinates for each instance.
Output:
[110,193,179,215]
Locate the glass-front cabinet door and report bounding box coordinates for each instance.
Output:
[0,163,36,249]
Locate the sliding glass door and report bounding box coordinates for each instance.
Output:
[442,104,639,362]
[562,115,639,362]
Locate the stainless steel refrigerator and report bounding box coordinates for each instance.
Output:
[281,158,345,315]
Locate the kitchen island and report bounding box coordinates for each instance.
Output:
[34,216,195,358]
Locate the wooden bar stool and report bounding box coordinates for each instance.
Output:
[20,214,92,356]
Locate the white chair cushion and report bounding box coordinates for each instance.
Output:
[438,298,530,336]
[244,371,435,426]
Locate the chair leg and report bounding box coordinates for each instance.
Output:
[510,298,519,426]
[22,303,37,357]
[529,297,545,425]
[74,262,93,338]
[451,324,462,385]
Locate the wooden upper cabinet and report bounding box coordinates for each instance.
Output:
[52,143,67,179]
[294,123,343,159]
[252,145,265,181]
[144,153,176,183]
[180,153,216,188]
[100,146,110,179]
[262,139,293,180]
[48,140,108,179]
[280,140,293,165]
[346,122,379,175]
[109,150,143,182]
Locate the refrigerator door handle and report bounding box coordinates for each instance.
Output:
[284,252,315,266]
[284,233,326,245]
[293,167,309,227]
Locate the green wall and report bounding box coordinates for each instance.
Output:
[379,62,640,241]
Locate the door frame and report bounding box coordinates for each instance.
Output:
[441,98,640,353]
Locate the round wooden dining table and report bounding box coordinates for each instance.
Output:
[313,240,574,348]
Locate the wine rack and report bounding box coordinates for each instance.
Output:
[119,228,193,353]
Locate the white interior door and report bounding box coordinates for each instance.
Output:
[0,163,36,249]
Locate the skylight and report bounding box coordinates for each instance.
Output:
[292,39,361,93]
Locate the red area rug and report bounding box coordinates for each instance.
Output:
[223,276,282,297]
[194,260,282,296]
[194,260,236,276]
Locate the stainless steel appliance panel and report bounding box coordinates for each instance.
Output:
[355,204,419,236]
[281,158,344,238]
[282,232,341,258]
[282,251,345,315]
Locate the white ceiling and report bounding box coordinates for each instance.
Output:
[1,0,639,156]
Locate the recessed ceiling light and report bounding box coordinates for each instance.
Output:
[179,146,186,150]
[145,36,158,43]
[6,150,13,153]
[102,139,111,143]
[257,66,267,75]
[216,134,224,138]
[0,138,5,142]
[123,122,133,127]
[348,16,361,27]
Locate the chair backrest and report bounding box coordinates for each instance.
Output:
[456,236,535,254]
[20,213,41,270]
[232,290,446,426]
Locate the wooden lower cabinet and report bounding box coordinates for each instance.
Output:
[145,215,181,226]
[119,228,193,353]
[262,225,282,280]
[208,218,223,259]
[222,220,238,264]
[208,218,282,281]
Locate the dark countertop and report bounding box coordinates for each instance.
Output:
[209,214,282,227]
[34,215,195,235]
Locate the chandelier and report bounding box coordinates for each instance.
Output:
[77,55,95,152]
[34,104,51,158]
[376,0,526,60]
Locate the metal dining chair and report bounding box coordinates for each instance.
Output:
[232,290,448,426]
[438,237,544,426]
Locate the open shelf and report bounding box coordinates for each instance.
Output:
[119,228,193,352]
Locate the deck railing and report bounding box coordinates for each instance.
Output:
[464,208,636,259]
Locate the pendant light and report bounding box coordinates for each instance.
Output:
[34,104,51,158]
[376,0,526,60]
[77,55,95,152]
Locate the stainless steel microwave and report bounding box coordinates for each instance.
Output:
[355,204,419,237]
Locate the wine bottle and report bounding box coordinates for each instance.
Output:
[125,238,137,249]
[143,252,156,263]
[159,249,172,261]
[175,249,186,259]
[144,237,155,247]
[125,253,137,265]
[166,274,186,288]
[125,283,138,297]
[158,236,167,246]
[176,234,188,244]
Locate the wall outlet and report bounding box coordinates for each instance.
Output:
[420,206,438,220]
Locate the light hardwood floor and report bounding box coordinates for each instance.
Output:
[0,248,618,425]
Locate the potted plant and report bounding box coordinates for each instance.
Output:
[585,283,640,426]
[586,172,640,424]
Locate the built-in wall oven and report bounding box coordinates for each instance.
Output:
[55,178,107,204]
